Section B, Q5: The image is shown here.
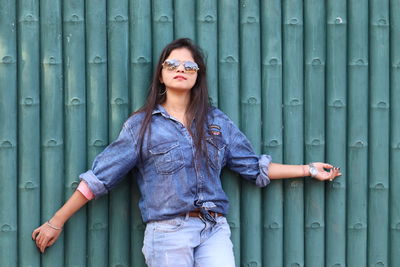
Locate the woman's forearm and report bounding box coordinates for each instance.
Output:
[268,163,309,179]
[50,190,90,227]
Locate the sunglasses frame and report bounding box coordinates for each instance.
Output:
[162,59,199,74]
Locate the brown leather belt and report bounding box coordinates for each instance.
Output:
[185,210,223,218]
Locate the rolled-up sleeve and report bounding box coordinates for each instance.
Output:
[79,123,138,198]
[225,122,272,187]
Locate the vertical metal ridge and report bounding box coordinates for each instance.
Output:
[326,0,347,266]
[174,0,196,40]
[261,0,284,266]
[17,0,41,264]
[63,1,87,265]
[304,0,326,266]
[108,0,131,266]
[240,1,262,266]
[129,0,152,265]
[347,0,369,266]
[282,0,305,266]
[390,1,400,265]
[218,1,241,265]
[0,0,18,266]
[368,0,390,266]
[197,0,218,107]
[39,0,65,265]
[86,0,109,266]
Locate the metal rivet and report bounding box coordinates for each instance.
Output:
[114,98,124,105]
[333,99,344,107]
[247,97,257,104]
[0,141,13,148]
[246,16,256,23]
[159,15,170,23]
[1,224,12,232]
[204,15,214,23]
[269,58,278,65]
[137,56,149,63]
[224,56,237,63]
[47,139,57,146]
[289,18,299,25]
[290,98,300,105]
[335,17,343,24]
[311,139,320,146]
[311,58,322,65]
[70,97,81,105]
[268,139,279,147]
[377,101,387,108]
[24,181,36,190]
[94,56,103,64]
[71,14,80,21]
[2,56,14,63]
[24,97,34,105]
[311,222,321,229]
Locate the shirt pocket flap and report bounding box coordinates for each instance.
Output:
[149,141,179,154]
[206,136,226,150]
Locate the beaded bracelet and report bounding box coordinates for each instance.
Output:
[46,221,62,230]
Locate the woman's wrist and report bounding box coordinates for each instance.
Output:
[50,213,65,228]
[302,164,310,177]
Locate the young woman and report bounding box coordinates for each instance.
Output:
[32,38,341,266]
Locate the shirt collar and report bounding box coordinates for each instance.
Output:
[152,104,171,118]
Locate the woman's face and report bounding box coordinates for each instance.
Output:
[160,48,198,93]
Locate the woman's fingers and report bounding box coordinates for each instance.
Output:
[32,223,62,253]
[32,227,40,240]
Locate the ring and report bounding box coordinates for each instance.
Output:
[329,179,333,182]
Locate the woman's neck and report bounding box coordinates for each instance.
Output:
[162,89,191,126]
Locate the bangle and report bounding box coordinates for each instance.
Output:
[46,220,63,230]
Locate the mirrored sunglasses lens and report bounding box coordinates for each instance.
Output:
[184,61,199,73]
[163,60,179,70]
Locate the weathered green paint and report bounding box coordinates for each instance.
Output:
[369,1,390,266]
[326,0,347,266]
[304,0,326,266]
[218,0,241,264]
[390,1,400,266]
[63,1,87,266]
[40,0,64,266]
[86,1,109,267]
[282,1,305,266]
[0,1,398,266]
[15,0,41,266]
[0,0,17,266]
[261,0,283,266]
[347,0,369,266]
[240,1,263,266]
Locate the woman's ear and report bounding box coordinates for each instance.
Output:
[159,77,164,84]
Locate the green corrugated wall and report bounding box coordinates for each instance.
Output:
[0,0,399,266]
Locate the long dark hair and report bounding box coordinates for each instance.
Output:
[134,38,210,158]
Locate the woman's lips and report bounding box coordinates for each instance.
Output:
[174,75,187,80]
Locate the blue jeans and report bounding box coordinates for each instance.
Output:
[142,214,236,267]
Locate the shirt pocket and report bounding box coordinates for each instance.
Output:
[206,136,227,170]
[149,141,185,174]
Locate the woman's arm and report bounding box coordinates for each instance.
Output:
[268,162,341,181]
[32,190,89,253]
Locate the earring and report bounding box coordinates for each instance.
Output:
[159,87,167,95]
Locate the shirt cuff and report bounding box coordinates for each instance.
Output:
[77,181,95,200]
[79,170,108,198]
[255,154,272,187]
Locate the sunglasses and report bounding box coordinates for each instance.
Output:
[162,59,199,74]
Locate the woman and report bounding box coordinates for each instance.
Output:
[32,38,341,266]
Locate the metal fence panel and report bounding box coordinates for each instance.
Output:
[1,1,399,266]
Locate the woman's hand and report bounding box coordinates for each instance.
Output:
[32,220,63,253]
[311,162,341,181]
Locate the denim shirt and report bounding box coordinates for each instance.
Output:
[79,105,272,223]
